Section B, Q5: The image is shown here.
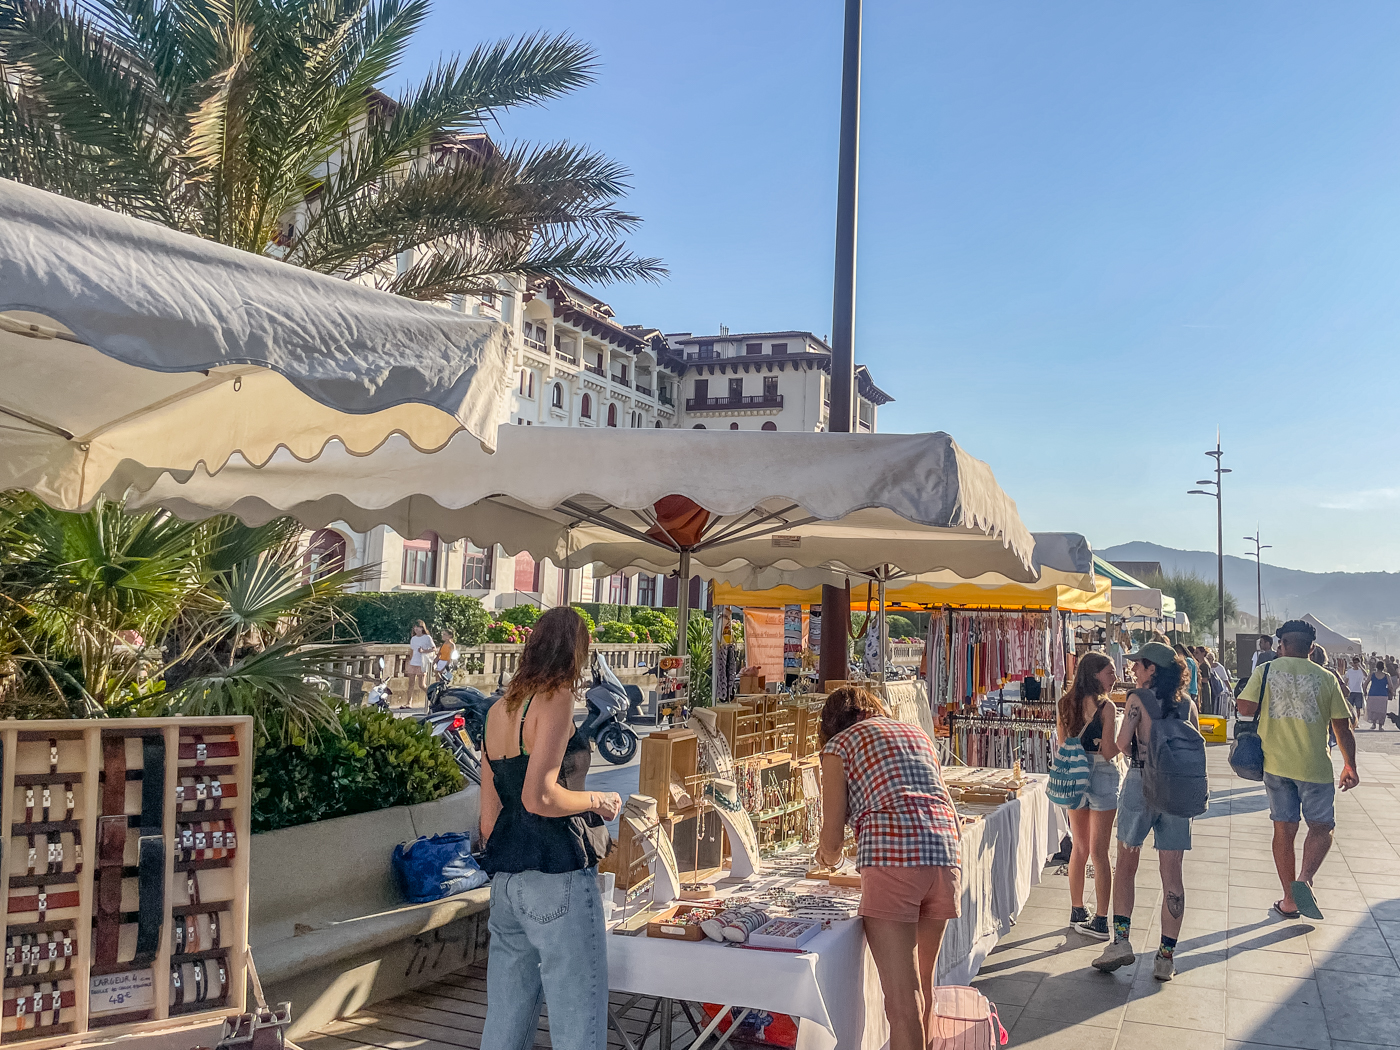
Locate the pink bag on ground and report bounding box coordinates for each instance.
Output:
[927,986,1008,1049]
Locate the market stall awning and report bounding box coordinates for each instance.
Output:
[1300,614,1363,656]
[1,180,513,510]
[1112,587,1176,619]
[127,427,1038,579]
[708,533,1106,612]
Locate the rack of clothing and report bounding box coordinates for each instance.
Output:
[948,713,1056,773]
[926,608,1070,707]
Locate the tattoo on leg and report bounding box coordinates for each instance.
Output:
[1166,892,1185,919]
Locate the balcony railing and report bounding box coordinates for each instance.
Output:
[611,374,631,388]
[658,391,675,407]
[523,335,548,355]
[685,351,719,361]
[634,384,653,397]
[685,394,784,412]
[554,349,578,365]
[584,362,606,377]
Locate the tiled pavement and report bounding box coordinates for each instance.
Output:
[972,740,1400,1050]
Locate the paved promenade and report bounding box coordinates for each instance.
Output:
[972,740,1400,1050]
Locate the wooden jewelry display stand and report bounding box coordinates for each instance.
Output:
[0,718,252,1049]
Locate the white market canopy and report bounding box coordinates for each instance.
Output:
[1300,614,1363,657]
[127,428,1038,580]
[0,180,513,510]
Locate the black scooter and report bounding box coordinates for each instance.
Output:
[582,653,639,764]
[426,666,500,749]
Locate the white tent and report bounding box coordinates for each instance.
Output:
[1,180,513,510]
[1300,614,1363,657]
[128,427,1039,646]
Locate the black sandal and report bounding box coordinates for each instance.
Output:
[1271,900,1300,919]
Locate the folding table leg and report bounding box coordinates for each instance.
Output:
[706,1008,752,1050]
[607,1002,642,1050]
[658,997,673,1050]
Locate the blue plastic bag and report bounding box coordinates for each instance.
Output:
[392,832,489,903]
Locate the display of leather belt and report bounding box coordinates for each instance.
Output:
[170,957,227,1008]
[175,776,239,812]
[95,735,165,968]
[178,820,237,862]
[7,931,73,977]
[4,985,75,1026]
[7,888,81,918]
[173,910,223,955]
[178,736,239,763]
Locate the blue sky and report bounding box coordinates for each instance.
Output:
[399,2,1400,574]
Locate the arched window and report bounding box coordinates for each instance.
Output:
[580,393,592,418]
[552,383,563,408]
[401,532,439,586]
[692,424,706,430]
[607,403,618,427]
[527,372,534,398]
[305,529,346,580]
[729,422,739,430]
[761,420,777,431]
[654,420,663,428]
[518,369,527,395]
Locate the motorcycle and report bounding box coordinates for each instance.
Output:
[426,665,500,749]
[421,708,481,785]
[582,653,639,764]
[363,657,393,713]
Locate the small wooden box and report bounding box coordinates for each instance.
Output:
[639,729,698,821]
[646,905,714,941]
[739,674,766,694]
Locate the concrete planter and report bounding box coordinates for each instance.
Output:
[249,786,488,1037]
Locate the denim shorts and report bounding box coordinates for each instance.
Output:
[1117,767,1192,851]
[1069,753,1124,811]
[1263,772,1336,827]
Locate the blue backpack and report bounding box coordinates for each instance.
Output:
[392,832,488,903]
[1046,736,1091,808]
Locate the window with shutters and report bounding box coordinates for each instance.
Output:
[581,393,592,418]
[401,534,438,586]
[745,342,762,356]
[514,553,541,593]
[763,376,778,400]
[607,403,618,427]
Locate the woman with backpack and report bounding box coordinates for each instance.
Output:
[1055,653,1123,941]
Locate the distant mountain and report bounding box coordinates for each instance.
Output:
[1100,541,1400,651]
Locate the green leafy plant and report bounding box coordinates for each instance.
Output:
[485,620,528,643]
[498,604,542,627]
[330,592,489,646]
[687,614,712,706]
[251,704,464,832]
[571,605,596,634]
[594,620,638,644]
[887,615,917,639]
[629,608,676,648]
[0,0,664,291]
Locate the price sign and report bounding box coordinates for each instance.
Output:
[89,969,154,1015]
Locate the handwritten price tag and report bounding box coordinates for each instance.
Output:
[89,970,154,1015]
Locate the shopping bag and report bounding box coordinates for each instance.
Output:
[1046,737,1091,808]
[927,986,1008,1050]
[392,832,488,903]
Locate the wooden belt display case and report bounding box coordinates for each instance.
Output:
[0,718,251,1048]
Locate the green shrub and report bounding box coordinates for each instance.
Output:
[630,608,677,648]
[251,705,464,832]
[498,604,542,627]
[571,606,596,633]
[887,615,917,639]
[594,621,638,643]
[485,620,528,643]
[577,602,619,627]
[330,592,489,646]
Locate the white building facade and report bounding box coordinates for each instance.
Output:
[304,298,888,616]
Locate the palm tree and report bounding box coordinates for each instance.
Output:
[0,493,369,739]
[0,0,664,292]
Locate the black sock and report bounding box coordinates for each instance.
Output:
[1159,935,1177,959]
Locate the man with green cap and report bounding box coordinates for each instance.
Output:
[1093,641,1198,981]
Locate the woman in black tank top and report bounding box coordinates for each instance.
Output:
[479,608,620,1050]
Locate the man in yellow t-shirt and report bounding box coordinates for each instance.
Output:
[1237,619,1358,921]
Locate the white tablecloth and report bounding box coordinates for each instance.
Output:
[606,777,1051,1049]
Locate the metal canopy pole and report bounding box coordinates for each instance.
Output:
[675,549,691,656]
[828,0,861,433]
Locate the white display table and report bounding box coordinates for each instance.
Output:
[605,776,1050,1050]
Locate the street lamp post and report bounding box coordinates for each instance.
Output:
[1188,435,1231,668]
[1243,530,1272,635]
[828,0,861,434]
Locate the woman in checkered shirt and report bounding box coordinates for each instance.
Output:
[813,686,961,1050]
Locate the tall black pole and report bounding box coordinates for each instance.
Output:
[828,0,861,434]
[1207,438,1226,657]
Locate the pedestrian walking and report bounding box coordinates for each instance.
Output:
[1093,642,1198,981]
[1236,620,1358,920]
[479,607,621,1050]
[1252,636,1278,672]
[1055,653,1123,940]
[405,620,434,705]
[1365,659,1391,730]
[815,687,961,1050]
[1344,656,1366,718]
[1177,644,1200,709]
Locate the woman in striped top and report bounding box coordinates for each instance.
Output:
[814,687,961,1050]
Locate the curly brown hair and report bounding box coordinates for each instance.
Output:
[501,607,590,711]
[819,686,888,745]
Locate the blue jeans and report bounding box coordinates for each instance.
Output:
[1263,772,1336,827]
[483,868,608,1050]
[1116,767,1192,851]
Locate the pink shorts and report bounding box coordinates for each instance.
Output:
[857,865,963,923]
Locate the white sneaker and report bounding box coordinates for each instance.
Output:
[1154,952,1175,981]
[1092,937,1135,972]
